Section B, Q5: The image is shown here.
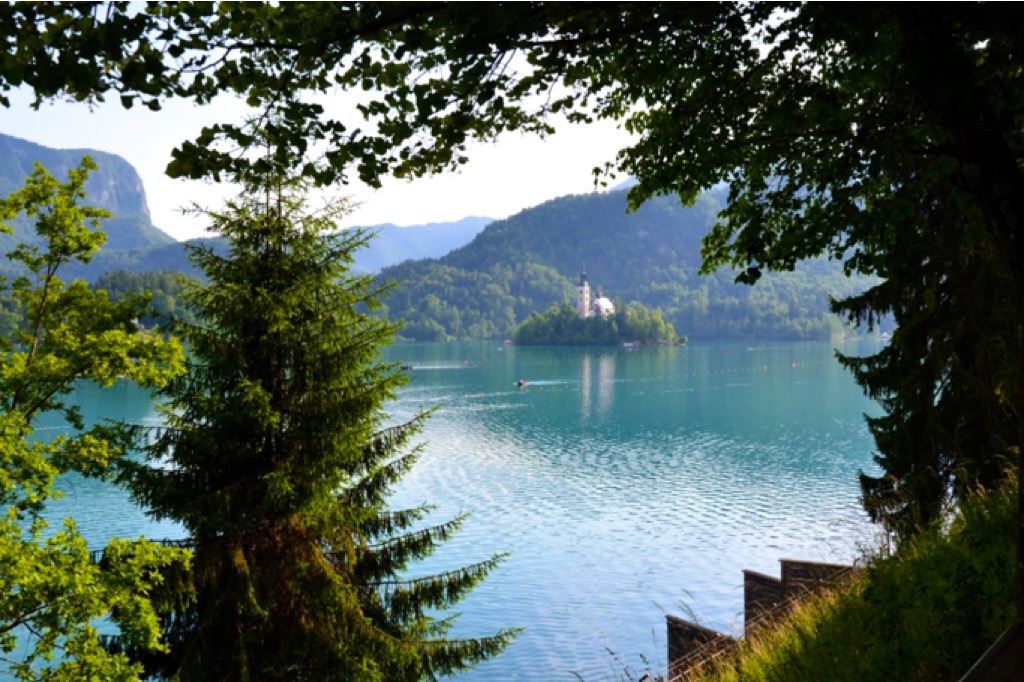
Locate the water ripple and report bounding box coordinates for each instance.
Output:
[384,341,882,680]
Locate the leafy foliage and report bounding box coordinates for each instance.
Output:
[0,159,186,680]
[117,176,514,680]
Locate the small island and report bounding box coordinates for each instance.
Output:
[512,269,683,346]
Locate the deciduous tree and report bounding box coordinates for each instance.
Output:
[0,158,186,680]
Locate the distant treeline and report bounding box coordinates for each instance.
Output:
[93,269,200,327]
[513,302,679,346]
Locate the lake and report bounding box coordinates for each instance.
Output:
[43,339,884,681]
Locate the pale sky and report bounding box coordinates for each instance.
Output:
[3,88,633,242]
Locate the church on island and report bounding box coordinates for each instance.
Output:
[576,268,615,319]
[512,268,679,346]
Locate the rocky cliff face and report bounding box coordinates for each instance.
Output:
[0,132,174,253]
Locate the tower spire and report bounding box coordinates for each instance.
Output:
[576,263,591,319]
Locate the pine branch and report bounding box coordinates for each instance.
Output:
[360,505,435,541]
[355,514,468,581]
[340,451,422,509]
[420,630,521,679]
[367,555,508,622]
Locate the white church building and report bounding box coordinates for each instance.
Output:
[576,268,615,319]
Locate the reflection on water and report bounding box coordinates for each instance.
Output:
[579,351,619,421]
[41,340,884,681]
[581,351,591,420]
[597,353,615,415]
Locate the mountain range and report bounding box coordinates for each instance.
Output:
[59,217,492,280]
[0,133,491,280]
[1,132,876,341]
[0,133,175,255]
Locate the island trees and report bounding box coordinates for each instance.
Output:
[0,159,186,680]
[513,302,678,346]
[117,175,514,680]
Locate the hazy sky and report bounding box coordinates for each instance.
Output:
[4,88,632,242]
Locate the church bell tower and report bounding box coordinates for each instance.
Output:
[576,267,591,319]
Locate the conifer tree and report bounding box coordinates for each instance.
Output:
[118,176,514,680]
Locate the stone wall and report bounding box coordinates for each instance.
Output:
[742,569,783,628]
[666,558,858,679]
[780,559,860,598]
[666,615,736,681]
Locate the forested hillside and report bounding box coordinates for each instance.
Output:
[0,134,876,342]
[94,270,201,327]
[380,189,876,340]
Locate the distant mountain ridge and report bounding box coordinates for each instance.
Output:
[68,217,493,280]
[0,132,491,279]
[0,133,872,342]
[355,217,492,272]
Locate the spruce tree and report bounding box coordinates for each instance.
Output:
[118,177,514,680]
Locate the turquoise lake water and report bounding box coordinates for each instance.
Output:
[42,339,884,680]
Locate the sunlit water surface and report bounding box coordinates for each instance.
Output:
[42,339,883,680]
